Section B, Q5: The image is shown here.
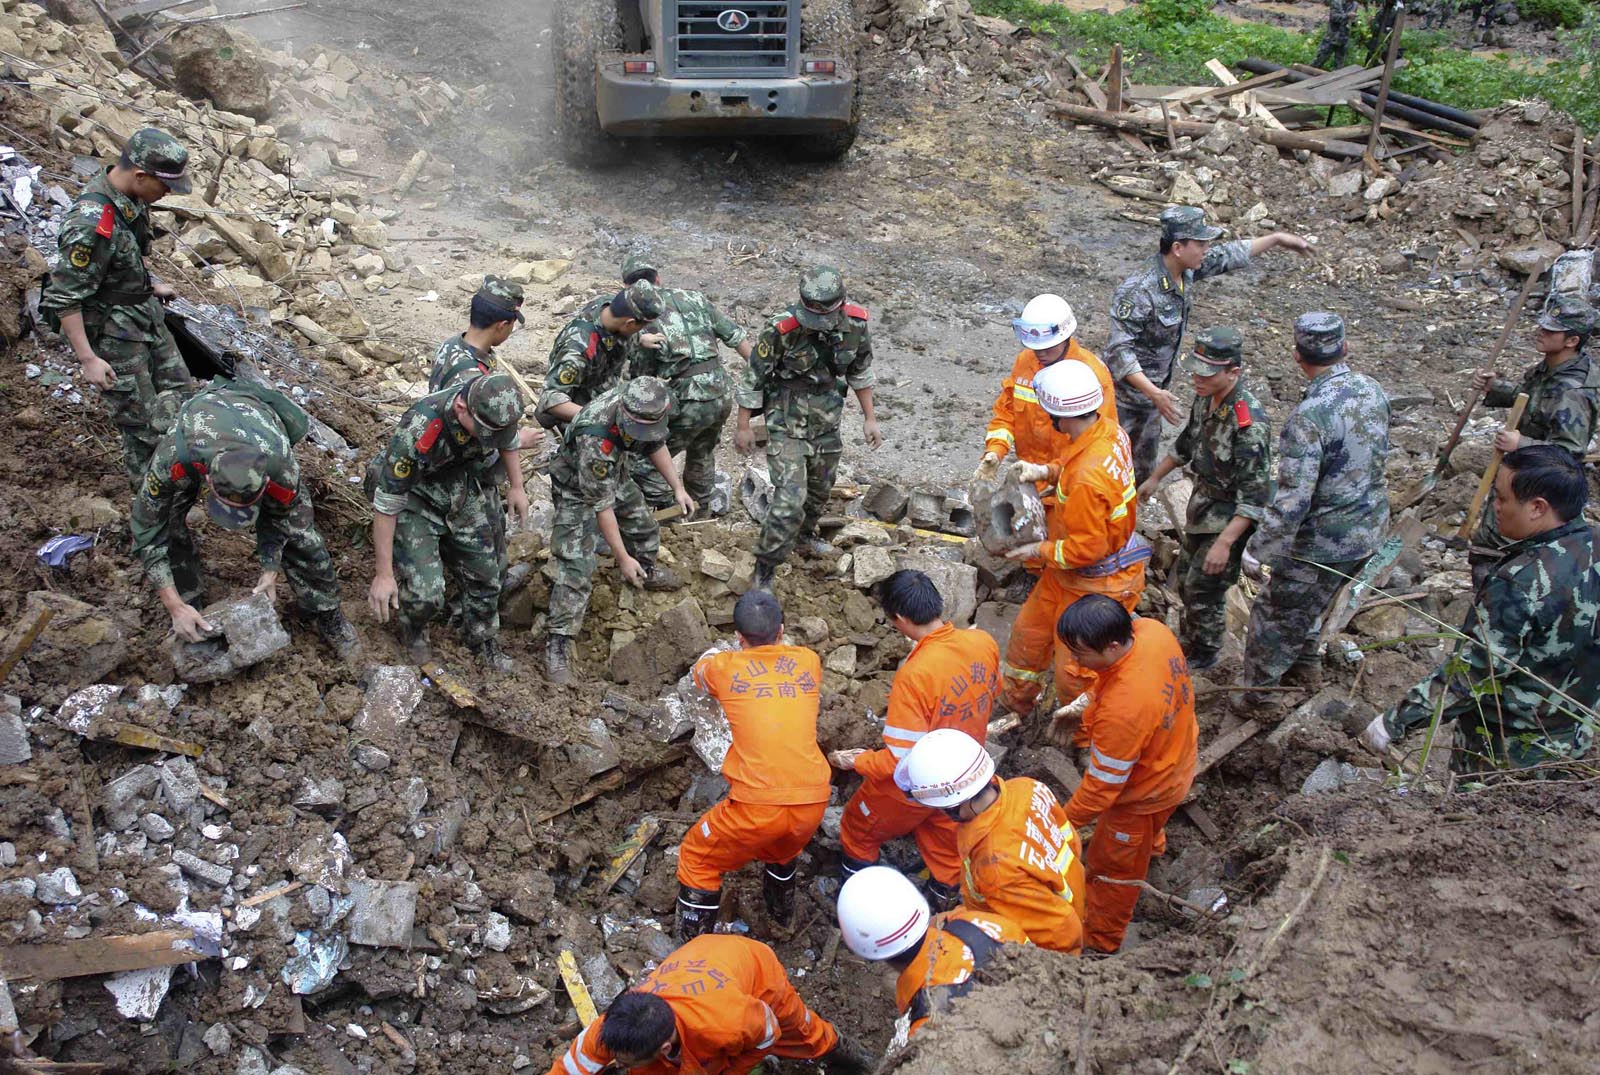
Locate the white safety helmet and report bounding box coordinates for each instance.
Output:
[896,728,995,809]
[1012,293,1078,351]
[1033,359,1104,418]
[837,866,931,961]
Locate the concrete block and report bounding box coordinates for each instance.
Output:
[34,867,81,903]
[287,832,352,889]
[895,552,979,627]
[295,776,345,811]
[170,593,290,682]
[864,480,908,522]
[907,489,945,529]
[53,683,124,735]
[173,850,232,887]
[348,879,419,947]
[159,756,202,813]
[139,813,176,841]
[104,965,174,1020]
[104,764,160,830]
[0,695,29,764]
[354,664,423,745]
[700,549,734,581]
[853,545,895,589]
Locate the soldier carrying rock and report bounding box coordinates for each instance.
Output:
[734,267,881,591]
[367,373,529,672]
[131,379,358,657]
[544,377,695,684]
[40,127,197,488]
[619,253,753,514]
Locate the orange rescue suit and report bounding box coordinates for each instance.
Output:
[957,776,1086,953]
[548,935,838,1075]
[840,624,999,885]
[894,908,1029,1037]
[678,645,831,891]
[999,415,1148,711]
[1067,618,1198,952]
[984,343,1118,465]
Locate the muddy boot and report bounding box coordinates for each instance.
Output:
[763,859,798,929]
[545,635,573,685]
[753,560,777,592]
[819,1033,878,1075]
[472,638,514,674]
[797,534,837,559]
[400,624,431,665]
[313,609,361,661]
[837,853,876,893]
[641,563,685,592]
[1283,658,1324,691]
[925,878,961,914]
[675,885,722,942]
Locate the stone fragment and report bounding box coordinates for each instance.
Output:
[1364,176,1398,202]
[581,953,626,1009]
[348,879,419,947]
[352,744,391,772]
[203,1023,232,1055]
[295,776,345,811]
[139,813,176,842]
[159,756,202,813]
[864,481,909,522]
[350,252,385,277]
[824,645,857,677]
[907,489,946,529]
[34,867,81,904]
[2,592,126,691]
[792,616,830,645]
[700,549,734,580]
[834,521,893,548]
[0,696,29,765]
[570,717,621,779]
[853,545,895,589]
[54,683,124,735]
[482,911,512,952]
[353,665,423,745]
[1497,238,1564,277]
[173,850,232,887]
[167,25,273,119]
[1326,169,1363,198]
[287,832,352,889]
[104,965,174,1020]
[104,764,160,830]
[64,494,121,527]
[1300,758,1370,795]
[170,593,290,682]
[507,259,572,285]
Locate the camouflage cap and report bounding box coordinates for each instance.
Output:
[474,275,525,324]
[1160,205,1223,243]
[610,278,664,323]
[125,128,191,195]
[621,252,661,284]
[1181,326,1245,374]
[206,448,270,531]
[796,266,847,330]
[465,372,523,450]
[1293,312,1346,363]
[618,376,673,442]
[1536,294,1597,337]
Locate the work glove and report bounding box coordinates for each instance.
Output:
[1010,460,1052,484]
[973,451,1002,481]
[1360,714,1392,753]
[1241,547,1271,583]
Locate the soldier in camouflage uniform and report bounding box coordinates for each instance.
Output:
[428,275,526,392]
[734,267,881,590]
[1136,328,1274,671]
[1314,0,1359,68]
[1239,314,1391,705]
[544,378,696,683]
[1106,206,1311,485]
[536,278,666,430]
[619,253,753,511]
[367,373,529,672]
[40,128,196,488]
[131,380,358,656]
[1366,446,1599,774]
[1466,295,1598,589]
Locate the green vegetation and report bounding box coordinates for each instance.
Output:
[971,0,1600,130]
[1515,0,1589,29]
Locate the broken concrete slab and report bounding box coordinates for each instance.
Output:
[104,964,174,1020]
[864,480,909,522]
[348,879,419,948]
[973,476,1047,556]
[2,591,127,692]
[53,683,125,735]
[353,665,424,745]
[34,867,82,904]
[286,831,353,891]
[664,642,737,772]
[172,850,232,888]
[170,592,290,682]
[580,952,626,1009]
[895,551,979,627]
[0,695,29,764]
[139,813,176,842]
[159,756,202,813]
[104,764,161,830]
[295,776,345,812]
[570,717,622,780]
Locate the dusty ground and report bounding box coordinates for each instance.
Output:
[3,0,1599,1072]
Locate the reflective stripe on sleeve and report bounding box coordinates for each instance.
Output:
[757,1004,779,1049]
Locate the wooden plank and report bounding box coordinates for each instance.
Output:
[558,950,598,1025]
[94,721,204,758]
[1192,720,1261,781]
[237,880,303,908]
[1181,802,1221,841]
[0,607,54,687]
[597,817,661,892]
[1107,44,1124,113]
[1066,55,1149,155]
[0,930,204,982]
[420,661,484,710]
[1204,58,1239,87]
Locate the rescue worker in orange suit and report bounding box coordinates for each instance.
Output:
[900,728,1086,953]
[1052,595,1198,953]
[827,570,1000,911]
[836,865,1028,1044]
[546,934,874,1075]
[975,292,1117,484]
[998,359,1150,713]
[676,590,831,941]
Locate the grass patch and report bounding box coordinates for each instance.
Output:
[971,0,1600,130]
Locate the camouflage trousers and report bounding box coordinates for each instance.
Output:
[548,476,660,638]
[1241,554,1369,689]
[1176,530,1247,661]
[1113,384,1164,487]
[1450,705,1589,776]
[629,394,732,507]
[755,433,841,567]
[96,325,193,489]
[160,482,338,612]
[393,480,503,648]
[1314,0,1357,68]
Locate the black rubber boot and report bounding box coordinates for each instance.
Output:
[400,624,431,664]
[837,854,876,893]
[545,635,573,685]
[313,609,361,660]
[763,859,798,928]
[925,878,962,914]
[473,638,514,674]
[753,560,777,592]
[675,885,722,942]
[819,1033,878,1074]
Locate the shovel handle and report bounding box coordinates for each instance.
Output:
[1457,392,1529,541]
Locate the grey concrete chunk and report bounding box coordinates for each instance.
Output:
[580,952,626,1009]
[159,756,202,813]
[170,592,290,682]
[864,480,909,522]
[907,489,946,529]
[173,850,233,887]
[34,867,81,904]
[54,683,124,736]
[482,911,512,952]
[0,972,17,1034]
[139,813,176,842]
[853,545,895,589]
[203,1022,233,1055]
[295,775,345,811]
[569,717,620,780]
[348,879,419,947]
[352,744,391,772]
[895,552,979,627]
[287,832,352,889]
[104,965,174,1020]
[0,843,14,868]
[0,695,30,764]
[353,665,423,745]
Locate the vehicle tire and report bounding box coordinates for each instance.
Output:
[554,0,627,166]
[792,0,862,161]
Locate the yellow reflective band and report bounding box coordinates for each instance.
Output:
[1000,663,1046,683]
[962,857,983,902]
[1013,385,1039,404]
[986,429,1015,447]
[1052,541,1069,568]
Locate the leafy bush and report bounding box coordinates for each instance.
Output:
[1134,0,1213,27]
[1515,0,1588,28]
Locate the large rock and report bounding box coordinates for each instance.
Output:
[0,696,29,765]
[972,477,1046,556]
[1497,239,1565,278]
[2,592,126,692]
[610,597,712,686]
[895,552,979,627]
[170,593,290,682]
[853,545,896,589]
[352,666,423,745]
[864,481,909,522]
[348,879,419,947]
[165,26,273,120]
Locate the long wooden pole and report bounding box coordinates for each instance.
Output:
[1458,392,1529,541]
[1365,4,1406,165]
[1052,103,1367,159]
